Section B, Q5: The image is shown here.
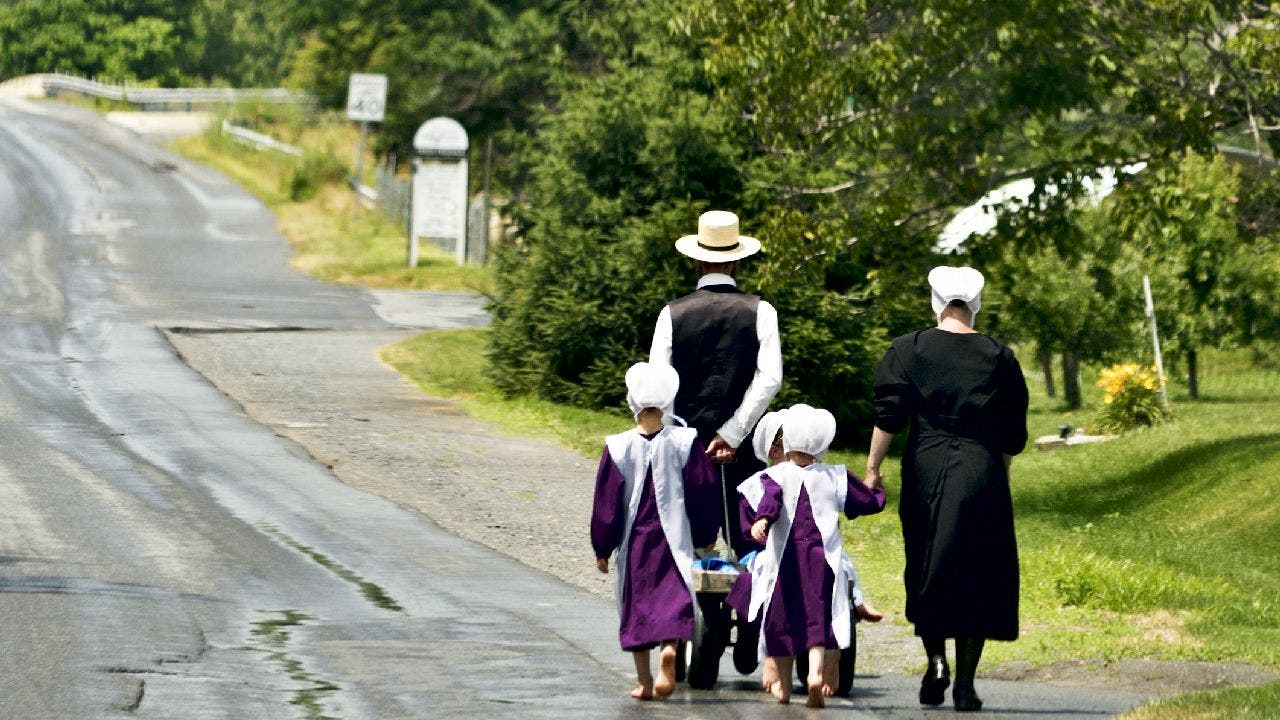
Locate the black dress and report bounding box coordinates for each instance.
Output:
[873,328,1029,641]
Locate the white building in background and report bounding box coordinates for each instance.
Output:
[937,162,1148,253]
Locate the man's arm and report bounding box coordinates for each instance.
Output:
[649,305,673,366]
[714,301,782,450]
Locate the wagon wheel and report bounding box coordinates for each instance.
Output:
[794,596,858,696]
[686,598,726,689]
[731,612,759,675]
[674,641,687,682]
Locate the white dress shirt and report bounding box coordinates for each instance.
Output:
[649,274,783,449]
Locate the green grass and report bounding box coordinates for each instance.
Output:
[1120,680,1280,719]
[380,329,631,456]
[384,331,1280,689]
[167,120,492,293]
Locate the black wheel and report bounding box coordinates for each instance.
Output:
[686,598,726,689]
[795,649,809,687]
[674,641,687,682]
[835,623,857,697]
[731,614,759,675]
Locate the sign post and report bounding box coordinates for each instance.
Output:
[409,117,469,267]
[345,73,387,221]
[1143,275,1171,413]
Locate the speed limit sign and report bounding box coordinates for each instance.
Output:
[346,73,387,123]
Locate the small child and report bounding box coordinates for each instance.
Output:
[740,404,885,706]
[729,408,885,698]
[590,362,722,700]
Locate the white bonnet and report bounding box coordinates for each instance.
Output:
[752,409,788,464]
[781,404,837,458]
[928,266,985,322]
[625,362,681,423]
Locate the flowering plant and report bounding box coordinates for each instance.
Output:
[1094,363,1167,433]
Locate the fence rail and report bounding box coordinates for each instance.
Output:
[18,73,309,108]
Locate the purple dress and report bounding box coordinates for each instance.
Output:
[590,433,721,651]
[748,471,884,656]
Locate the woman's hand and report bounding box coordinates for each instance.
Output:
[865,465,885,491]
[596,557,608,574]
[750,518,770,543]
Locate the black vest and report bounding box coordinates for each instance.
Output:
[668,286,761,444]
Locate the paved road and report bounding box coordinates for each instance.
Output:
[0,98,1148,719]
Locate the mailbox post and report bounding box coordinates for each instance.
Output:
[409,117,469,267]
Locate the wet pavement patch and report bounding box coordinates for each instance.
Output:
[262,526,404,612]
[249,610,341,720]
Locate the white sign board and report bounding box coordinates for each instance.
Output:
[346,73,387,122]
[412,158,469,263]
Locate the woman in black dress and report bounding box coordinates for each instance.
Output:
[865,267,1028,712]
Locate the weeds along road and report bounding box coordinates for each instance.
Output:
[0,98,1146,720]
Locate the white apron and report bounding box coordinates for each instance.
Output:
[604,426,698,616]
[738,462,852,660]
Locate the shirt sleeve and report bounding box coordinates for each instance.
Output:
[590,448,626,559]
[998,348,1030,456]
[873,342,912,434]
[755,473,784,524]
[844,471,887,518]
[684,439,723,548]
[737,492,765,554]
[716,300,783,448]
[648,305,673,366]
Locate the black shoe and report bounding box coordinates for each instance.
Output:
[918,655,950,706]
[953,681,983,712]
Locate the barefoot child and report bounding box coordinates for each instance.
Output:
[740,404,885,706]
[591,362,722,700]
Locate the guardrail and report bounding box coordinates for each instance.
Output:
[221,120,303,156]
[20,73,310,109]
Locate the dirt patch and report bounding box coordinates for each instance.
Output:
[990,658,1280,697]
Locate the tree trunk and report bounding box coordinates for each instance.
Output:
[1062,350,1081,409]
[1187,347,1199,400]
[1039,349,1056,398]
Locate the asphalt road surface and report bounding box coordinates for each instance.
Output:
[0,98,1148,719]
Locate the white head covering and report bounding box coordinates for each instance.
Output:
[781,404,836,458]
[625,362,683,425]
[928,266,985,323]
[751,409,788,465]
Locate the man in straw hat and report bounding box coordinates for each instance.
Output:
[649,210,783,556]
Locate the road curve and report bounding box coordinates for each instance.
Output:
[0,98,1147,720]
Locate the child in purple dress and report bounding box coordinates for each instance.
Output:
[730,408,885,698]
[740,404,885,706]
[590,362,721,700]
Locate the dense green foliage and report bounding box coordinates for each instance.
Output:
[0,0,294,86]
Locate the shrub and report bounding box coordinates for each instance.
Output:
[1093,363,1167,433]
[288,151,348,202]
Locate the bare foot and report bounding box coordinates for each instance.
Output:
[822,650,839,696]
[653,644,677,699]
[855,602,884,623]
[806,679,826,708]
[631,679,654,700]
[770,679,790,704]
[761,657,779,692]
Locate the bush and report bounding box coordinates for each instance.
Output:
[1093,363,1167,433]
[288,151,348,202]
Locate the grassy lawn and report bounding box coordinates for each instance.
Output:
[1121,680,1280,720]
[384,329,1280,698]
[167,115,492,293]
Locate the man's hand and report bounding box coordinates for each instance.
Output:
[596,558,609,574]
[750,518,770,543]
[864,466,884,491]
[706,434,737,463]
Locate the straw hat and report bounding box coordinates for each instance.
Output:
[675,211,761,263]
[928,266,985,322]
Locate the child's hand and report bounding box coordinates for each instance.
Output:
[596,557,609,574]
[750,518,770,543]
